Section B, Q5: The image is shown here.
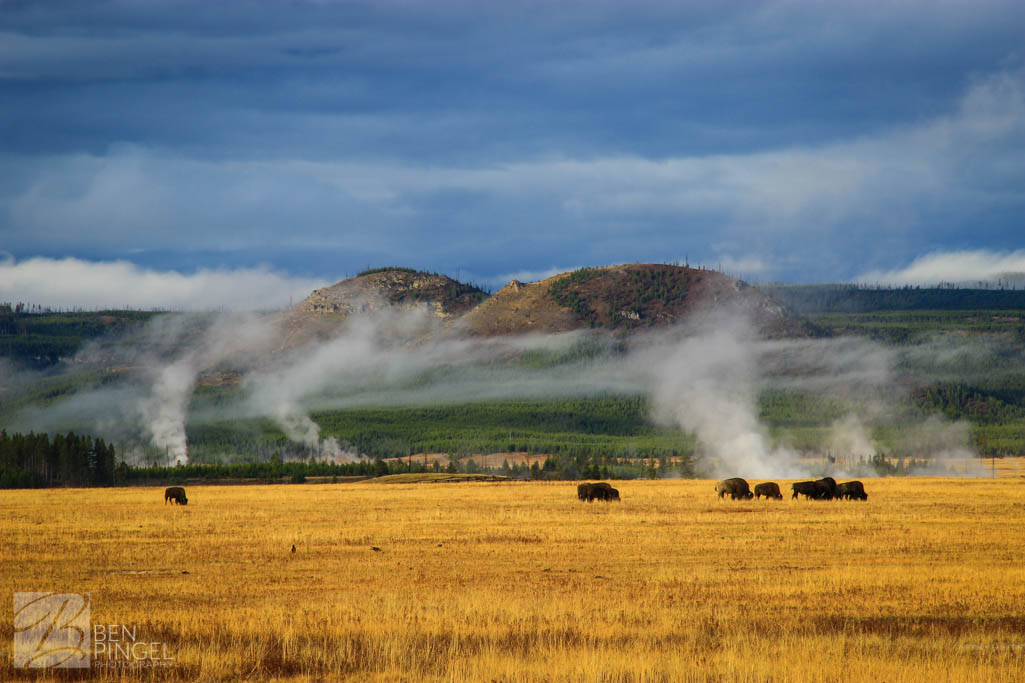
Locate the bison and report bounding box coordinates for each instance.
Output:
[577,482,592,501]
[602,487,620,501]
[715,478,754,500]
[792,477,840,500]
[164,486,188,505]
[753,482,783,500]
[577,482,619,502]
[837,480,868,501]
[791,481,819,500]
[814,476,839,500]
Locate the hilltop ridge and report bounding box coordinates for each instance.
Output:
[299,267,487,318]
[276,267,489,347]
[273,263,817,347]
[455,264,814,338]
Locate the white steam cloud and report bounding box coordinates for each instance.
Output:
[856,249,1025,288]
[242,307,601,458]
[135,313,282,464]
[2,299,988,476]
[243,310,420,458]
[636,314,808,478]
[826,414,878,464]
[0,256,327,311]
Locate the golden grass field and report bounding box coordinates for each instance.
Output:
[3,475,1025,681]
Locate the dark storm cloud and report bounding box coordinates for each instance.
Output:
[1,0,1024,307]
[5,1,1019,158]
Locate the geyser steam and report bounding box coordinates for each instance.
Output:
[137,313,281,464]
[638,314,806,478]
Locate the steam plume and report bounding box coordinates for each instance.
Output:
[636,313,807,478]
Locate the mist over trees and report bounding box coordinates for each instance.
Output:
[4,280,1025,486]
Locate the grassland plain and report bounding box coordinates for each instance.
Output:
[3,478,1025,681]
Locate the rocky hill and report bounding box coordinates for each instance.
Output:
[275,267,489,347]
[455,264,814,338]
[276,263,814,348]
[299,267,486,318]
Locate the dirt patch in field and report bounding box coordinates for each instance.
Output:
[365,473,510,484]
[387,452,547,467]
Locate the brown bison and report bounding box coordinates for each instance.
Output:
[791,481,819,500]
[837,480,868,501]
[793,477,840,500]
[164,486,188,505]
[814,477,839,500]
[753,482,783,500]
[715,478,753,500]
[577,482,596,501]
[577,482,618,502]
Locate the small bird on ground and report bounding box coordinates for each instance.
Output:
[291,544,296,553]
[371,546,382,552]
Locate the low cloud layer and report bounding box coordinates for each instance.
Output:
[856,249,1025,287]
[3,299,987,477]
[0,257,327,310]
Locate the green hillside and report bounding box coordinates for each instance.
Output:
[0,305,160,368]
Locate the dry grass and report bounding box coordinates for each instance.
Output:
[366,473,509,484]
[2,478,1024,681]
[992,456,1025,478]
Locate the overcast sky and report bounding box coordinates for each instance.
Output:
[2,0,1024,309]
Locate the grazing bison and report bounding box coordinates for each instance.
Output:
[577,482,618,502]
[793,477,840,500]
[577,482,606,500]
[577,482,592,501]
[164,486,188,505]
[814,477,839,500]
[715,478,754,500]
[753,482,783,500]
[837,480,868,501]
[791,481,819,500]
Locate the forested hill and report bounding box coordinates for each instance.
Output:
[0,305,159,368]
[759,285,1025,315]
[459,264,815,338]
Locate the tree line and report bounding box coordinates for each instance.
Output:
[0,430,119,488]
[759,285,1025,315]
[0,428,691,488]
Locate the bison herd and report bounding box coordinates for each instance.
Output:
[788,476,867,500]
[718,476,867,501]
[164,479,865,507]
[575,477,868,504]
[576,477,867,503]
